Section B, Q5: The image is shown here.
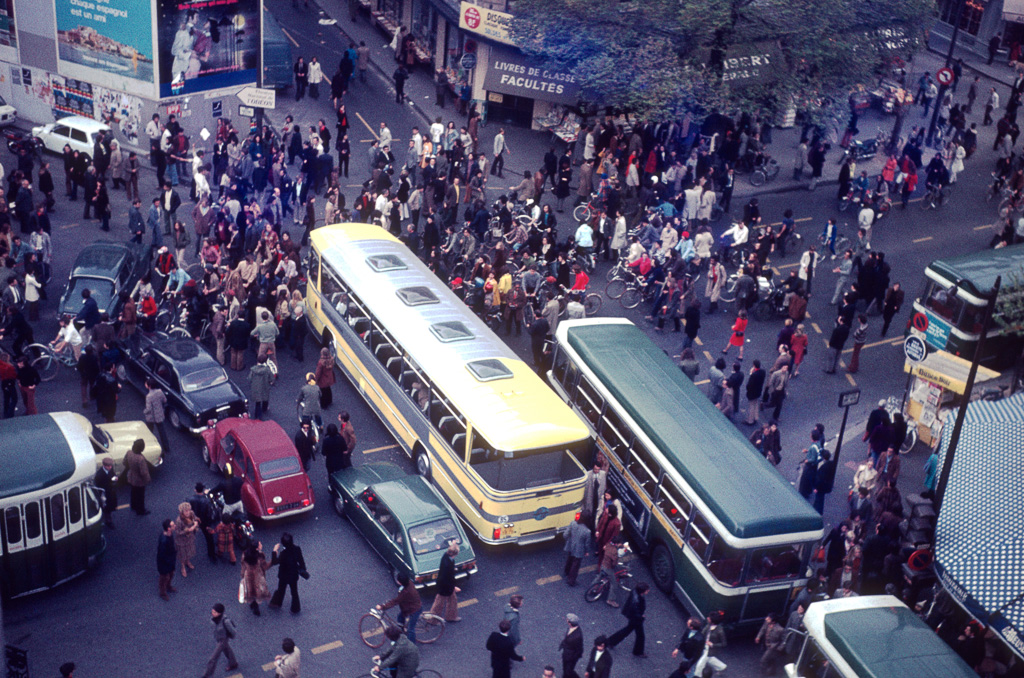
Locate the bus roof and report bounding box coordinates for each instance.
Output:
[805,596,976,678]
[0,413,91,500]
[311,224,590,452]
[928,243,1024,300]
[562,320,822,539]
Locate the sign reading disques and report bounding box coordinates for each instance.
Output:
[483,45,580,105]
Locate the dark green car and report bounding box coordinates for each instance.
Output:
[329,463,478,588]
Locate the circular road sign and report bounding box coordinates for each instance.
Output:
[912,312,929,333]
[904,334,928,363]
[461,52,477,70]
[463,5,480,29]
[936,67,954,86]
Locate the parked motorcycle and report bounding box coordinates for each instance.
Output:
[3,129,42,158]
[838,129,887,164]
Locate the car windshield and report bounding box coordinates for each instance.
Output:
[90,423,111,449]
[181,367,229,392]
[63,278,114,315]
[258,457,302,480]
[0,95,8,106]
[408,518,461,556]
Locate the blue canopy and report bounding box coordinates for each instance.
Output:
[934,392,1024,660]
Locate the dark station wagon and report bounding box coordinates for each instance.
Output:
[329,462,477,588]
[57,241,148,322]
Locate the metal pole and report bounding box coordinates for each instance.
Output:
[256,7,265,134]
[934,275,1002,513]
[927,0,966,145]
[829,404,851,488]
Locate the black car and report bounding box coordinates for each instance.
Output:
[120,336,247,434]
[57,241,148,321]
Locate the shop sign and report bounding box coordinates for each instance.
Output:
[922,311,953,348]
[702,42,781,86]
[459,2,515,46]
[483,45,580,105]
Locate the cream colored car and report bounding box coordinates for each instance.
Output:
[66,412,164,474]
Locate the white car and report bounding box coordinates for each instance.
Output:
[31,115,110,160]
[0,95,16,126]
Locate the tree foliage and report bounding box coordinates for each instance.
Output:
[994,266,1024,336]
[509,0,935,121]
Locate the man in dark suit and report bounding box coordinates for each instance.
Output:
[269,533,306,613]
[607,581,650,657]
[486,619,524,678]
[560,613,584,678]
[94,456,117,527]
[583,635,613,678]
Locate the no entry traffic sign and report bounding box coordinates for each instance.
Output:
[936,67,954,86]
[912,312,929,332]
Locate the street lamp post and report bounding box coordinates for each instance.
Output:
[934,275,1002,513]
[927,0,967,147]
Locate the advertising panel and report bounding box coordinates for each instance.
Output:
[55,0,156,98]
[482,45,579,105]
[157,0,260,98]
[458,1,514,46]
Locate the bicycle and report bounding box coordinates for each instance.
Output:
[573,194,602,223]
[358,607,446,649]
[748,156,780,186]
[920,183,952,210]
[818,231,851,255]
[586,559,634,603]
[24,342,77,382]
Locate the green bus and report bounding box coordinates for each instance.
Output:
[911,243,1024,369]
[0,412,107,598]
[549,319,823,625]
[785,596,977,678]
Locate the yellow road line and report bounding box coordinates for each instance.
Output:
[913,236,933,243]
[457,597,479,608]
[695,379,710,386]
[536,575,562,585]
[703,350,713,361]
[312,640,344,655]
[280,27,300,47]
[355,111,378,140]
[777,262,799,269]
[974,224,995,230]
[262,661,276,671]
[846,373,857,387]
[811,322,822,334]
[117,503,129,510]
[796,217,813,223]
[695,337,703,346]
[842,336,901,353]
[363,444,399,454]
[579,564,599,574]
[494,586,519,597]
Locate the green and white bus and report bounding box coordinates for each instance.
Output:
[0,413,107,598]
[785,596,977,678]
[548,319,823,625]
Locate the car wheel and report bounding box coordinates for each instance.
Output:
[333,494,346,517]
[202,443,217,472]
[391,566,403,587]
[414,448,431,479]
[169,409,184,431]
[650,542,675,594]
[115,364,127,381]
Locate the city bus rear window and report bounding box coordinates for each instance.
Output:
[24,502,40,540]
[470,439,587,492]
[4,507,20,544]
[922,280,963,325]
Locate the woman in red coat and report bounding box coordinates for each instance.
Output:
[722,309,748,360]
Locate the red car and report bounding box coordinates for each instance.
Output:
[201,418,315,520]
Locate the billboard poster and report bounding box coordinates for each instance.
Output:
[51,75,95,119]
[55,0,156,97]
[157,0,260,99]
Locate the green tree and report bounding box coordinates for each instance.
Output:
[510,0,934,121]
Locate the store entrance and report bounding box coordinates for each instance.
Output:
[486,92,534,128]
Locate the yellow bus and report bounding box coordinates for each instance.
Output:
[305,223,591,544]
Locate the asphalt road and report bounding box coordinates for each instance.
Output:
[0,5,1007,676]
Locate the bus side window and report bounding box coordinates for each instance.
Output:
[574,376,604,427]
[552,347,569,386]
[67,487,83,528]
[656,478,692,532]
[627,440,660,496]
[598,409,631,463]
[84,486,101,521]
[50,494,67,535]
[750,545,804,582]
[308,249,320,289]
[4,507,22,552]
[470,431,497,466]
[24,502,41,542]
[563,362,579,392]
[687,511,711,561]
[706,535,744,587]
[797,638,832,678]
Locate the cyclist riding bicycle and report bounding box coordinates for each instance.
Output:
[570,265,589,293]
[165,261,191,295]
[925,157,950,199]
[376,572,423,644]
[50,316,83,361]
[720,221,749,261]
[371,626,419,678]
[574,221,594,259]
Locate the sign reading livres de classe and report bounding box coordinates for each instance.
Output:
[482,45,580,105]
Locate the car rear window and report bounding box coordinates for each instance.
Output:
[408,518,461,556]
[259,457,302,480]
[181,367,229,392]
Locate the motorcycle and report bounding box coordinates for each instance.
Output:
[838,129,887,164]
[3,129,43,158]
[207,489,255,552]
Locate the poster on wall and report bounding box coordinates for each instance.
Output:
[51,75,95,119]
[93,84,142,145]
[156,0,260,99]
[54,0,156,98]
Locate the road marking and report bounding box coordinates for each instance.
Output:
[913,236,933,243]
[777,262,799,269]
[703,350,713,361]
[355,111,378,140]
[262,660,277,671]
[695,337,703,346]
[59,223,78,230]
[363,444,399,455]
[536,574,562,585]
[312,640,344,654]
[457,597,479,608]
[117,503,129,510]
[974,224,995,230]
[796,217,813,223]
[695,379,710,386]
[811,323,822,334]
[842,336,902,353]
[494,586,519,597]
[846,373,857,387]
[280,27,300,47]
[579,564,599,574]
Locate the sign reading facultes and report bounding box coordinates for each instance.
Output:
[483,45,580,105]
[459,2,514,46]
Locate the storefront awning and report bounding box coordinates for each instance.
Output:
[903,349,1000,395]
[1005,0,1024,23]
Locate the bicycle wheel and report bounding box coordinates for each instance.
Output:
[26,345,59,382]
[621,287,642,309]
[515,213,533,227]
[414,612,446,645]
[585,580,607,603]
[168,326,191,339]
[572,204,590,222]
[584,294,602,316]
[523,302,536,326]
[836,235,851,251]
[900,426,918,454]
[605,279,626,299]
[155,310,173,333]
[358,613,387,648]
[749,169,766,187]
[606,263,624,282]
[185,262,205,279]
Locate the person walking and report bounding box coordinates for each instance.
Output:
[668,617,705,678]
[143,378,171,453]
[94,457,118,528]
[157,518,177,600]
[880,283,904,337]
[830,249,853,305]
[248,354,273,419]
[721,310,747,359]
[754,613,786,676]
[240,542,272,615]
[294,57,308,101]
[583,635,613,678]
[15,356,40,416]
[201,603,239,677]
[744,360,766,425]
[269,533,306,613]
[560,613,585,678]
[486,619,525,678]
[812,449,835,514]
[174,501,200,578]
[503,595,524,649]
[429,541,462,621]
[273,638,301,678]
[562,513,591,586]
[314,347,336,409]
[394,64,409,104]
[848,314,868,373]
[797,429,823,501]
[823,316,850,374]
[606,582,650,658]
[124,438,151,515]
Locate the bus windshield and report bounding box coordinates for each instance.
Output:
[470,438,588,492]
[922,280,968,327]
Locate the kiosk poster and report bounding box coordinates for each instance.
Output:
[157,0,260,98]
[55,0,155,97]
